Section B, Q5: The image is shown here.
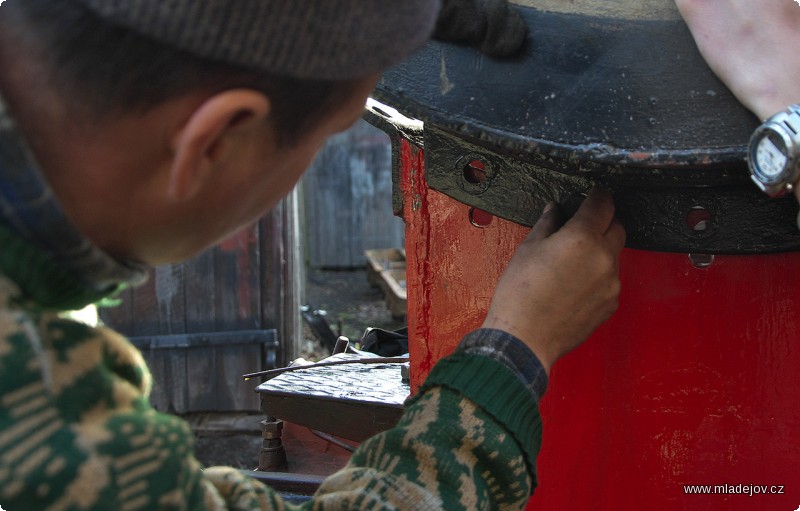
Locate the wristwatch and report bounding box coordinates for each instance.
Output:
[747,104,800,197]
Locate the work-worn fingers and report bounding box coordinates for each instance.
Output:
[605,217,627,254]
[526,202,563,242]
[566,187,616,234]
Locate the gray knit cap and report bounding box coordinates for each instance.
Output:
[76,0,442,80]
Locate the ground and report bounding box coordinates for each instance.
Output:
[192,267,405,470]
[299,267,406,359]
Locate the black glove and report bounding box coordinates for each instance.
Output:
[433,0,528,57]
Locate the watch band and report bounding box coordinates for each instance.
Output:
[748,104,800,197]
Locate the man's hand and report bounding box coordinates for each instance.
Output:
[482,189,625,374]
[676,0,800,206]
[675,0,800,122]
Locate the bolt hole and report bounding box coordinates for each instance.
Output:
[689,253,714,268]
[463,159,488,185]
[686,206,712,232]
[469,207,493,227]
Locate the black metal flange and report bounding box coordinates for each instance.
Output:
[371,2,800,254]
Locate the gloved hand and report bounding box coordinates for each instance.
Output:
[433,0,528,57]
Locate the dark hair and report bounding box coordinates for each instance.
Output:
[4,0,361,147]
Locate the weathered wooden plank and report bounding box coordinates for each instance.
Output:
[136,344,189,413]
[260,200,301,365]
[215,226,261,332]
[130,269,160,337]
[154,263,186,335]
[218,344,263,410]
[183,248,217,334]
[303,120,404,269]
[100,208,297,412]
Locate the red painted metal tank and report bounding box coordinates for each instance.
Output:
[387,135,800,511]
[367,0,800,507]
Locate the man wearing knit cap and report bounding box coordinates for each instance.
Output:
[0,1,624,509]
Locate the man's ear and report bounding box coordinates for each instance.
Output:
[168,89,271,201]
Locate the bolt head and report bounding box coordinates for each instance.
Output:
[261,419,284,437]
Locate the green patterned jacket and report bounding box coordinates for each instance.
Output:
[0,223,545,510]
[0,84,547,510]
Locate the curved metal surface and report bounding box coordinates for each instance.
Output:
[423,126,800,254]
[386,4,800,506]
[376,1,757,166]
[394,140,800,510]
[372,0,800,253]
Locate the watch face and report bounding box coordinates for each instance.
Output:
[755,131,788,180]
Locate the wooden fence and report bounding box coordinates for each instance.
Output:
[100,195,303,413]
[303,120,405,269]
